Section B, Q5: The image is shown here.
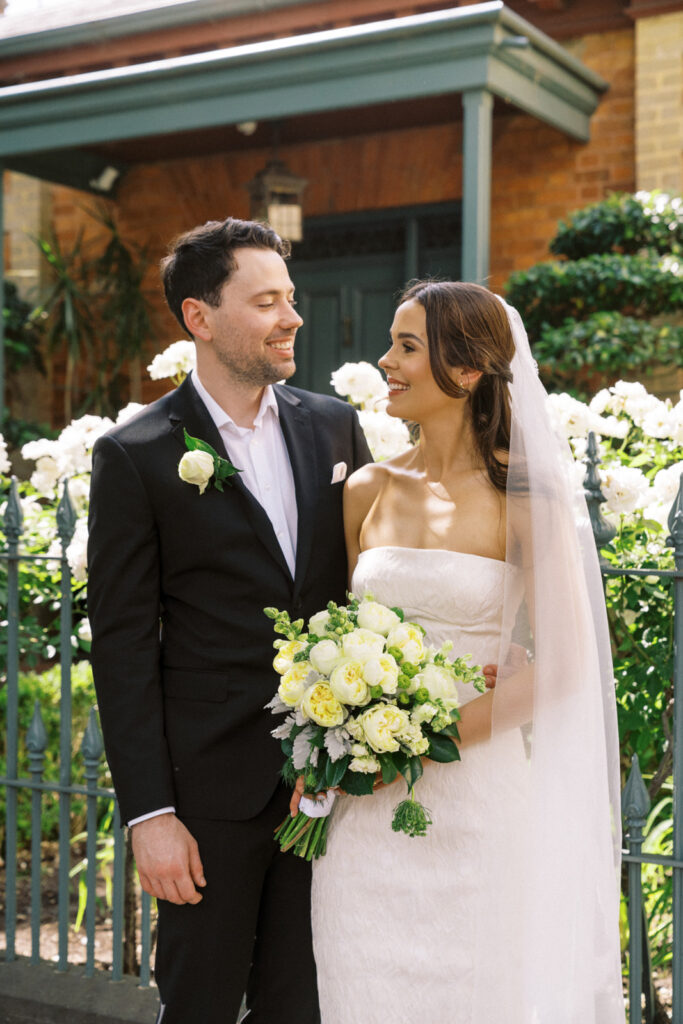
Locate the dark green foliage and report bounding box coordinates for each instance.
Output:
[3,281,44,375]
[534,312,683,393]
[550,192,683,260]
[506,252,683,337]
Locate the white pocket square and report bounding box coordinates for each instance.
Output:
[331,461,347,484]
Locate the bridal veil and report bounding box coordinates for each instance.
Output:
[471,298,625,1022]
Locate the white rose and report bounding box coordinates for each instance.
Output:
[361,704,410,754]
[0,434,10,475]
[414,663,459,702]
[278,662,314,707]
[349,750,382,774]
[329,659,371,706]
[397,720,429,756]
[147,340,196,380]
[341,628,386,663]
[273,639,308,675]
[330,361,388,406]
[653,462,683,505]
[309,638,342,676]
[357,409,412,461]
[30,455,60,495]
[356,598,401,636]
[66,518,89,582]
[386,623,425,665]
[77,617,92,643]
[308,610,332,636]
[345,717,365,741]
[362,653,400,694]
[601,465,650,515]
[116,402,146,425]
[589,388,612,415]
[178,450,215,494]
[411,702,439,725]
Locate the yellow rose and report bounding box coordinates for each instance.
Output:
[301,682,345,727]
[178,450,214,494]
[329,659,370,706]
[361,704,410,754]
[278,662,314,707]
[273,639,308,675]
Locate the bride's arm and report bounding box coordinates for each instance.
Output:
[343,463,384,586]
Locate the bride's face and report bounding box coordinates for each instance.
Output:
[380,299,459,422]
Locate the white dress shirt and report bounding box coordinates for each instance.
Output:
[128,371,299,827]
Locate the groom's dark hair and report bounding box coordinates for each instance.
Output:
[161,217,291,333]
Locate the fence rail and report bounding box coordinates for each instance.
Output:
[1,441,683,1022]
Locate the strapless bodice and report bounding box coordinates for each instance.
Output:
[351,546,520,705]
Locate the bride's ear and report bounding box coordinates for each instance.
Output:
[456,367,483,391]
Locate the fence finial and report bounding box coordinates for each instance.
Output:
[583,431,616,565]
[667,470,683,559]
[56,478,77,547]
[3,476,23,544]
[622,753,651,830]
[81,707,104,769]
[26,700,48,775]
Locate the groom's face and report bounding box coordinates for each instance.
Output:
[204,247,303,388]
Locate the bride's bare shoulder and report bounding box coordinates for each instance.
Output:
[345,448,412,504]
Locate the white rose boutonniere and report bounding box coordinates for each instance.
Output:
[179,429,241,495]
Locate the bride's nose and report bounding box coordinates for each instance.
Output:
[378,349,393,371]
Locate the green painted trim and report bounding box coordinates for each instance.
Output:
[0,3,607,163]
[0,164,4,428]
[461,89,493,284]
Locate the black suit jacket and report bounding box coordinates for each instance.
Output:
[87,377,372,824]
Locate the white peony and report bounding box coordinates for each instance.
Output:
[300,682,345,727]
[308,609,332,636]
[361,653,400,694]
[273,638,308,675]
[178,449,214,494]
[357,409,412,461]
[341,627,386,663]
[414,663,459,702]
[360,704,410,754]
[329,659,371,706]
[278,662,315,707]
[356,598,401,636]
[147,340,196,381]
[309,638,342,676]
[330,361,388,406]
[386,622,425,665]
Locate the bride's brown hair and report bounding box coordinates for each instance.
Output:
[399,280,514,492]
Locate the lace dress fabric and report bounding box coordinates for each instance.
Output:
[311,546,527,1024]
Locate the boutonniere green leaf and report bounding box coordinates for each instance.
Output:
[178,428,242,494]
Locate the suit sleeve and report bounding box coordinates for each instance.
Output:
[88,434,176,823]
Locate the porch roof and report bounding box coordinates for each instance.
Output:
[0,1,607,195]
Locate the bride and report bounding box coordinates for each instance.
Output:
[307,282,625,1024]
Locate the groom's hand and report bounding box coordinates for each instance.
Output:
[131,813,206,905]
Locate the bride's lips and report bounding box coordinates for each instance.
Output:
[386,376,410,395]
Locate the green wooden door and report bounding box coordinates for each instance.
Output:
[289,255,404,395]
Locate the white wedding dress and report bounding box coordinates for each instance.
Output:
[311,546,528,1024]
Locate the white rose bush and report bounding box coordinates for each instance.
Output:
[331,361,412,461]
[264,595,486,859]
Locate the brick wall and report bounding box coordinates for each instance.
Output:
[635,10,683,193]
[42,24,635,417]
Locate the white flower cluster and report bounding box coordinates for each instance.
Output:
[269,597,484,776]
[330,361,388,407]
[147,340,196,381]
[357,408,412,462]
[0,433,10,476]
[330,361,411,462]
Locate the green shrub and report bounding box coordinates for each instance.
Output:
[506,251,683,337]
[534,312,683,394]
[551,191,683,260]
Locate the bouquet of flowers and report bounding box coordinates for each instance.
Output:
[264,595,486,859]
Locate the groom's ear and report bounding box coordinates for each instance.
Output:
[182,297,212,342]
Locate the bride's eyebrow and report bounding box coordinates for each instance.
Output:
[395,331,425,346]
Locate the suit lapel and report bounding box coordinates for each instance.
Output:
[275,386,318,597]
[168,376,292,581]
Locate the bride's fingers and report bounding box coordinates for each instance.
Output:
[290,776,305,817]
[482,664,497,689]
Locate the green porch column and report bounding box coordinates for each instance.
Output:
[461,89,493,285]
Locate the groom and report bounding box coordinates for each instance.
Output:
[87,217,372,1023]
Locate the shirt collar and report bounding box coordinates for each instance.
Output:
[190,370,279,433]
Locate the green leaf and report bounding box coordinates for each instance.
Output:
[378,753,399,785]
[339,769,376,796]
[394,751,423,789]
[325,754,350,789]
[427,732,461,763]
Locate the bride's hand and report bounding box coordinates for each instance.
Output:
[289,776,334,816]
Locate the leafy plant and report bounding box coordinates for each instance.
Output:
[551,192,683,261]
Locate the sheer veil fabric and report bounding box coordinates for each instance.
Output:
[473,299,624,1022]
